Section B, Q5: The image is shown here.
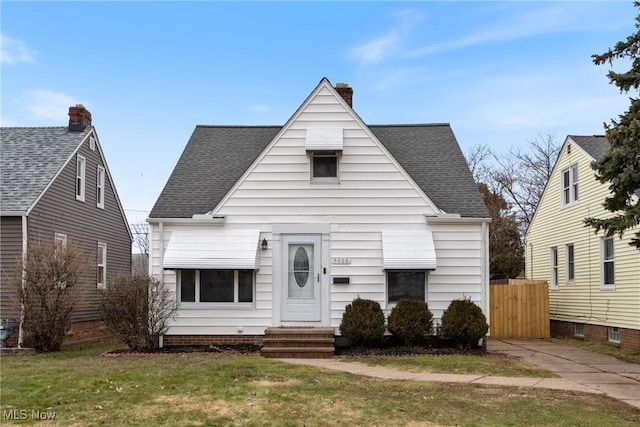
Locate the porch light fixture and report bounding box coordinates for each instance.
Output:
[261,238,268,251]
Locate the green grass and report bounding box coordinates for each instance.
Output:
[1,341,638,426]
[550,337,640,364]
[340,353,556,377]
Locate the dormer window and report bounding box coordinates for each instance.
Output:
[306,128,343,182]
[311,151,339,180]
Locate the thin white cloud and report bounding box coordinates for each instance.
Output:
[25,89,81,122]
[351,9,423,65]
[0,115,19,127]
[1,34,36,65]
[410,3,626,58]
[249,104,271,113]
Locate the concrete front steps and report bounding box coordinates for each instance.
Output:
[260,327,335,358]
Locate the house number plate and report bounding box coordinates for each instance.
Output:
[331,257,352,265]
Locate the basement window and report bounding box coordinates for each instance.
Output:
[608,327,620,343]
[574,323,584,338]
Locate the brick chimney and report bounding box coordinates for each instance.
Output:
[335,83,353,108]
[68,105,92,132]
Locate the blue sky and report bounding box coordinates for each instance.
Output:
[1,1,635,224]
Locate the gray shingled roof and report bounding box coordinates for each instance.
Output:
[570,134,640,198]
[1,127,91,213]
[371,125,488,218]
[150,124,489,219]
[150,126,281,218]
[569,135,608,161]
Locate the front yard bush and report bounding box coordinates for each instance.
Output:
[12,239,86,351]
[98,274,177,351]
[388,299,434,345]
[339,297,386,347]
[439,298,488,350]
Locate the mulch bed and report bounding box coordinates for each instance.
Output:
[102,336,486,357]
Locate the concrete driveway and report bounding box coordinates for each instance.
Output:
[489,339,640,409]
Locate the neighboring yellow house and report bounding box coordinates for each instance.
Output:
[526,135,640,351]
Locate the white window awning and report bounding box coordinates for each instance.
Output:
[382,230,437,270]
[163,229,260,270]
[305,128,344,151]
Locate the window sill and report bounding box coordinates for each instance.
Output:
[600,285,616,291]
[561,201,578,209]
[310,178,340,185]
[178,302,255,310]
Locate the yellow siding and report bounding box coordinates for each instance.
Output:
[526,138,640,330]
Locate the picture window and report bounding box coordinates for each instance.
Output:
[179,269,254,304]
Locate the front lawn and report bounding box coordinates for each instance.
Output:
[1,341,638,426]
[341,353,555,377]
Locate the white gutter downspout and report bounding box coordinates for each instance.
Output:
[481,221,490,335]
[18,214,28,348]
[158,221,164,348]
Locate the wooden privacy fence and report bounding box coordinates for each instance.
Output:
[490,279,550,339]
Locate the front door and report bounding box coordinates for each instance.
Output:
[281,235,322,322]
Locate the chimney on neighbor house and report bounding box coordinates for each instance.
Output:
[68,104,92,132]
[335,83,353,108]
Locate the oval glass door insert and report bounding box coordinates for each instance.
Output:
[293,247,310,287]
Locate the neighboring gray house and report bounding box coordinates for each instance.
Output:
[148,78,490,350]
[0,106,132,346]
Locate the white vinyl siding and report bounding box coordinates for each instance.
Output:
[526,136,640,332]
[97,165,105,209]
[149,82,487,336]
[76,155,86,201]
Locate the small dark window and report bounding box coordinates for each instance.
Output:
[201,270,234,302]
[388,271,425,303]
[238,270,253,303]
[180,269,196,302]
[312,151,338,179]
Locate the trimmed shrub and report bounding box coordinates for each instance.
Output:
[339,297,386,347]
[99,274,177,351]
[388,299,434,345]
[439,298,489,350]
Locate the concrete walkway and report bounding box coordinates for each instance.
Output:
[277,338,640,410]
[489,339,640,409]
